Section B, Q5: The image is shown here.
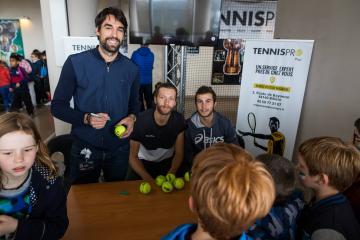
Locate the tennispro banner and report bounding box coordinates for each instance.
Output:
[236,39,314,159]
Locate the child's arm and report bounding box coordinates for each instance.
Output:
[14,178,69,239]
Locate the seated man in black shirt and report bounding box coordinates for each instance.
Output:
[126,83,185,183]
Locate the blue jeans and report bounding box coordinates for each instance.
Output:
[68,139,129,185]
[0,86,11,111]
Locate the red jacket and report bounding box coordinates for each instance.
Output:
[0,65,10,87]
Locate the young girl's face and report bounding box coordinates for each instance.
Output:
[0,131,37,183]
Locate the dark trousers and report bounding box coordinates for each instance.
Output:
[68,139,130,186]
[139,84,153,111]
[34,79,47,104]
[126,157,173,180]
[10,86,34,115]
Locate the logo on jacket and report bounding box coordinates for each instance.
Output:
[80,148,92,160]
[194,134,224,145]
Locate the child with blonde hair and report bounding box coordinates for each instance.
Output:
[0,112,68,239]
[296,136,360,240]
[162,143,275,240]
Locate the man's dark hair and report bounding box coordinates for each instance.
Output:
[195,85,217,103]
[153,82,177,98]
[355,118,360,132]
[95,7,128,32]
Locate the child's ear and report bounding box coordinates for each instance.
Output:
[318,173,330,186]
[188,196,195,213]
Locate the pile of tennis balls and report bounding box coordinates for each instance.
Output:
[139,172,191,194]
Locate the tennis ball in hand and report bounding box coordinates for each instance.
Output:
[161,181,173,193]
[139,182,151,194]
[114,125,127,137]
[184,171,191,182]
[155,175,166,187]
[173,178,185,190]
[166,173,176,183]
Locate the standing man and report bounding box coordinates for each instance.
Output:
[131,44,154,111]
[51,7,140,185]
[185,86,238,164]
[127,82,185,183]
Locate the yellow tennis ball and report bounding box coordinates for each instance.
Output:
[155,175,167,187]
[114,125,126,137]
[173,178,185,190]
[161,181,173,193]
[139,182,151,194]
[184,171,191,182]
[166,173,176,183]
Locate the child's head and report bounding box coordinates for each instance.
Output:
[0,113,56,188]
[9,53,20,68]
[298,136,360,192]
[256,154,296,204]
[190,143,275,239]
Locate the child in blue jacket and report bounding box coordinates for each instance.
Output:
[162,143,275,240]
[0,112,68,239]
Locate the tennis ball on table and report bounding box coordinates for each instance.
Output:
[139,182,151,194]
[155,175,167,187]
[173,178,185,190]
[184,171,191,182]
[161,181,173,193]
[114,125,127,137]
[166,173,176,183]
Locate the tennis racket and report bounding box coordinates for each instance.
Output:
[247,112,257,144]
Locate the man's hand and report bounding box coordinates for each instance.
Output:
[88,113,110,129]
[0,215,18,236]
[117,114,136,138]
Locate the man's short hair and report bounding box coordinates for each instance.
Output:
[195,85,217,103]
[153,82,177,98]
[191,143,275,239]
[299,136,360,191]
[256,154,295,204]
[95,7,128,32]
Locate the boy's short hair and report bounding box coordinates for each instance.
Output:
[191,143,275,239]
[299,136,360,191]
[256,154,295,204]
[10,53,20,61]
[195,85,217,103]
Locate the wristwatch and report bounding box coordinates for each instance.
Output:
[130,114,137,122]
[85,113,92,125]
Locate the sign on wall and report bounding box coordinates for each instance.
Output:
[212,0,277,85]
[236,39,314,159]
[0,19,25,63]
[63,36,128,65]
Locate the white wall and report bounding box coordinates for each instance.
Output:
[275,0,360,156]
[0,0,45,58]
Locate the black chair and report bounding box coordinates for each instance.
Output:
[47,134,73,193]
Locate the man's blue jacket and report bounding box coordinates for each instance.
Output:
[51,47,140,150]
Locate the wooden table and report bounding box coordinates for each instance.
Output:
[62,180,196,240]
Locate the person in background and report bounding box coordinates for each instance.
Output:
[51,7,139,186]
[0,112,68,239]
[248,154,304,240]
[30,50,47,106]
[8,53,34,116]
[296,136,360,240]
[0,60,11,112]
[162,143,275,240]
[131,44,154,111]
